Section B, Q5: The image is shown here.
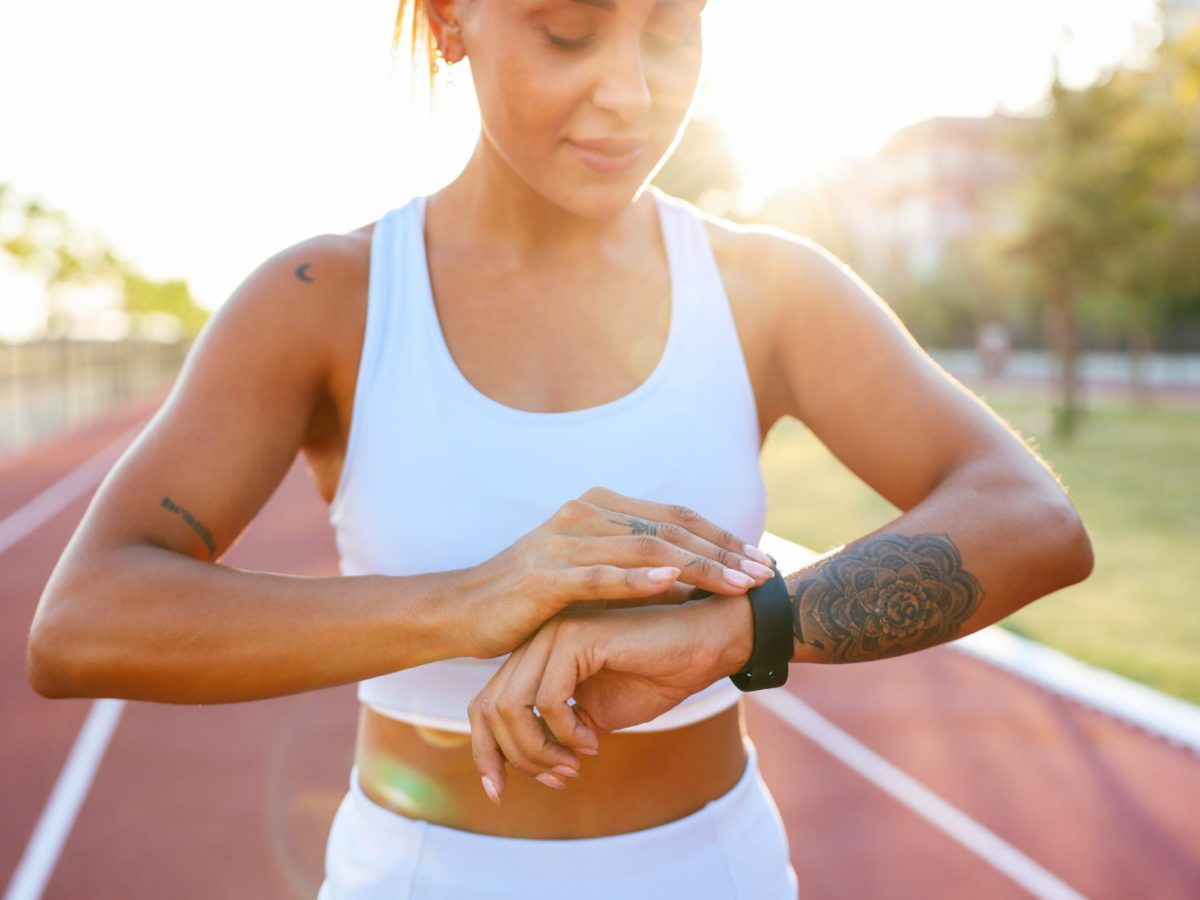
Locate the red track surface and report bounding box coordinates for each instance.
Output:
[3,395,1198,899]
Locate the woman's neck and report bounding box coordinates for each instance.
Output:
[432,136,654,266]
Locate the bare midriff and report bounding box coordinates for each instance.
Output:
[354,700,748,839]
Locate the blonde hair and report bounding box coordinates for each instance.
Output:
[393,0,441,95]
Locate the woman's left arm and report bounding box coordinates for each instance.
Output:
[754,228,1093,664]
[467,232,1094,796]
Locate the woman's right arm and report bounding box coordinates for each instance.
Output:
[26,234,774,705]
[24,233,495,704]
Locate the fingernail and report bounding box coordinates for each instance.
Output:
[551,765,579,778]
[536,772,567,789]
[744,544,774,566]
[741,559,774,580]
[648,566,680,583]
[578,746,600,756]
[481,776,501,805]
[723,567,755,589]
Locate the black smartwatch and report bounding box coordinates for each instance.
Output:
[728,553,792,692]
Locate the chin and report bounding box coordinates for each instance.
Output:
[569,187,645,218]
[545,172,656,220]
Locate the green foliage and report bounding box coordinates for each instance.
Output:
[1001,27,1200,344]
[0,181,208,338]
[121,272,210,337]
[0,181,122,286]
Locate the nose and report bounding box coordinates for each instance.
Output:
[592,38,652,123]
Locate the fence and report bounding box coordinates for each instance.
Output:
[0,338,191,457]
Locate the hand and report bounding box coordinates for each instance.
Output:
[459,485,775,659]
[466,595,753,802]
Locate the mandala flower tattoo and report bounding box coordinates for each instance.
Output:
[790,533,983,663]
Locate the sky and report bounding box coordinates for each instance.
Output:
[0,0,1165,337]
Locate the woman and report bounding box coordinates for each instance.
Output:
[27,0,1094,897]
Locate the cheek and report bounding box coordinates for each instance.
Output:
[475,55,578,148]
[651,49,703,117]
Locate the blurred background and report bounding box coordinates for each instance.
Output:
[1,0,1197,710]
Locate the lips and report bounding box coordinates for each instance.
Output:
[566,137,647,174]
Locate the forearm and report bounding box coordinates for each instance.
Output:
[781,457,1093,664]
[28,542,487,704]
[463,459,1093,758]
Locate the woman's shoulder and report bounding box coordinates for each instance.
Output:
[652,188,837,331]
[252,222,376,337]
[199,222,378,410]
[652,187,828,285]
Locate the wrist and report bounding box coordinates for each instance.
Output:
[690,592,754,678]
[444,560,510,659]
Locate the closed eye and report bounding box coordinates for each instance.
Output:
[545,28,596,50]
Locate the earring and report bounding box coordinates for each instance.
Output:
[446,21,463,64]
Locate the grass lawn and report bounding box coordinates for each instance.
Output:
[759,384,1200,707]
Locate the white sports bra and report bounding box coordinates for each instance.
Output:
[328,186,767,733]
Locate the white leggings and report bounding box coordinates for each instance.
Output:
[318,736,798,899]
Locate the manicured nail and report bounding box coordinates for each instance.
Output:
[744,544,773,567]
[723,567,755,589]
[481,776,501,805]
[551,765,579,778]
[536,772,567,789]
[648,566,680,583]
[741,558,774,580]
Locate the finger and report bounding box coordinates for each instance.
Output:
[561,533,760,597]
[579,486,774,567]
[488,701,570,788]
[601,516,774,588]
[506,623,598,755]
[557,492,772,583]
[467,694,508,804]
[554,561,686,604]
[476,634,578,784]
[565,580,697,614]
[466,639,531,794]
[496,626,589,769]
[533,669,603,755]
[538,632,608,737]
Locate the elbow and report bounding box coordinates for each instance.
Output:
[27,626,74,699]
[1045,497,1094,588]
[26,589,92,700]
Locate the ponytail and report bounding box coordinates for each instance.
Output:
[392,0,439,95]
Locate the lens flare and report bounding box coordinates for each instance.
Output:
[361,754,458,820]
[414,724,472,750]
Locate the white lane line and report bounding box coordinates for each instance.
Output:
[3,424,143,899]
[951,626,1200,757]
[3,699,126,900]
[751,689,1089,900]
[0,426,142,557]
[761,531,1200,759]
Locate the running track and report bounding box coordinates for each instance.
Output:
[3,394,1198,899]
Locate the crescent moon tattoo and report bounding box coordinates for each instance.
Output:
[295,263,314,283]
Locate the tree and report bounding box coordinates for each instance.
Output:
[994,20,1200,435]
[122,273,209,337]
[0,182,208,338]
[1092,25,1200,400]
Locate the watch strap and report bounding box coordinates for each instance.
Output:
[729,553,792,691]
